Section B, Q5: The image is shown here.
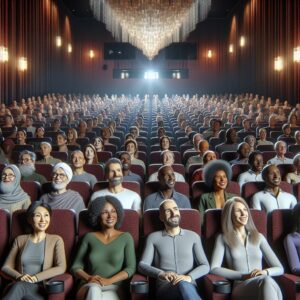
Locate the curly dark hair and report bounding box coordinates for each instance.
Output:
[88,196,124,230]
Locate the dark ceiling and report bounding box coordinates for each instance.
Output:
[62,0,241,19]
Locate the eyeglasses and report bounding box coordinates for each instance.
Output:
[2,173,15,180]
[52,173,66,179]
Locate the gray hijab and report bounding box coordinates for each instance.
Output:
[0,164,29,204]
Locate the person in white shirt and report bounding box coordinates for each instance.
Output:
[267,141,293,165]
[252,164,297,213]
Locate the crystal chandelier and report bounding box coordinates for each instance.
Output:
[90,0,211,60]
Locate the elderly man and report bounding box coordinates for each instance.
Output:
[40,162,85,215]
[148,150,185,182]
[185,140,209,171]
[252,164,297,214]
[18,150,47,184]
[36,142,61,165]
[144,165,191,212]
[118,151,143,187]
[70,150,97,188]
[183,133,203,155]
[267,141,293,165]
[90,158,141,214]
[139,199,209,300]
[229,142,251,165]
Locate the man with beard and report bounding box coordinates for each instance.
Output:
[90,158,141,214]
[40,162,85,215]
[70,150,97,188]
[18,150,47,184]
[251,164,297,214]
[139,199,209,300]
[143,165,190,212]
[118,151,143,187]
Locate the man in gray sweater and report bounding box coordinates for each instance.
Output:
[138,199,209,300]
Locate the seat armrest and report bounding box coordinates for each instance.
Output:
[130,273,149,300]
[276,273,300,300]
[204,274,231,300]
[47,273,74,300]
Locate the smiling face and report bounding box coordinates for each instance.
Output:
[30,206,50,233]
[159,200,181,228]
[107,162,123,187]
[99,202,118,229]
[213,170,228,191]
[161,137,170,150]
[52,168,68,190]
[265,165,281,188]
[232,201,249,229]
[158,166,175,190]
[84,146,95,161]
[16,131,26,143]
[2,167,15,183]
[56,134,66,146]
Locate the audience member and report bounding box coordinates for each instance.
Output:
[229,142,250,165]
[83,144,98,165]
[36,142,61,165]
[267,141,293,165]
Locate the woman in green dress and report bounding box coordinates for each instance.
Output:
[71,196,136,300]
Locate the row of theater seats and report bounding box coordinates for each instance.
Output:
[12,176,300,209]
[0,208,297,299]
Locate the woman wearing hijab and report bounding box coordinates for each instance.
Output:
[39,162,85,215]
[0,164,31,214]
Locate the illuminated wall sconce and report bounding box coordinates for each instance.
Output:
[67,44,72,53]
[207,50,212,58]
[172,71,181,79]
[229,44,234,53]
[121,71,129,79]
[18,57,28,71]
[56,36,62,47]
[0,46,9,62]
[293,46,300,62]
[274,56,284,71]
[89,50,95,58]
[240,36,245,47]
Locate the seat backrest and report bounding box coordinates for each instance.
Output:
[104,144,117,155]
[11,209,76,265]
[231,164,250,181]
[0,209,10,265]
[288,144,300,155]
[83,164,104,181]
[78,209,139,250]
[268,209,294,271]
[20,181,41,202]
[203,209,267,262]
[143,209,201,237]
[144,181,189,198]
[35,163,53,181]
[277,164,295,180]
[256,144,275,152]
[51,151,68,162]
[150,151,181,164]
[96,151,112,163]
[147,163,185,177]
[221,151,238,161]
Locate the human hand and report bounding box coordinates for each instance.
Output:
[88,275,103,284]
[158,272,177,282]
[19,274,38,283]
[249,269,267,277]
[171,274,192,285]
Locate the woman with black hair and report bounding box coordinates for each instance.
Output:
[71,196,136,300]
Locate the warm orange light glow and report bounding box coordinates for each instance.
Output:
[67,44,72,53]
[207,50,212,58]
[274,56,283,71]
[294,47,300,62]
[229,44,234,53]
[0,46,9,62]
[18,57,28,71]
[240,36,245,47]
[89,50,95,58]
[56,36,62,47]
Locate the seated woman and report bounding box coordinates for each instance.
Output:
[83,144,99,165]
[67,128,79,146]
[211,197,283,300]
[1,201,66,300]
[93,137,104,153]
[198,159,236,219]
[286,153,300,184]
[124,139,146,173]
[16,129,27,145]
[56,132,68,153]
[0,164,31,214]
[159,135,171,151]
[35,126,45,138]
[284,202,300,275]
[71,196,136,300]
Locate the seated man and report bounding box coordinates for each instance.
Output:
[278,123,293,139]
[90,158,141,214]
[252,164,297,214]
[148,150,185,182]
[18,150,47,184]
[70,150,97,188]
[267,140,293,165]
[229,142,250,165]
[185,140,209,171]
[36,142,61,165]
[237,150,264,189]
[139,199,209,300]
[40,162,85,215]
[144,165,191,212]
[183,133,203,156]
[118,151,144,187]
